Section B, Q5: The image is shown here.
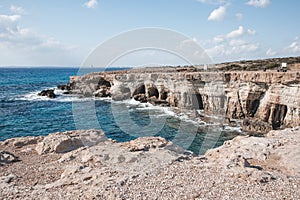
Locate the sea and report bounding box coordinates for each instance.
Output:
[0,67,242,154]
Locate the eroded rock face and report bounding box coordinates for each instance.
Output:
[67,70,300,133]
[110,83,131,101]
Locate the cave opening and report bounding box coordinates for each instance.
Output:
[148,87,159,98]
[246,99,260,117]
[192,93,204,110]
[272,104,288,129]
[160,91,168,100]
[133,84,146,96]
[98,79,111,88]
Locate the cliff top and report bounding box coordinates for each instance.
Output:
[0,128,299,199]
[74,56,300,78]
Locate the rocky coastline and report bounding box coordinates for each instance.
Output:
[0,127,299,199]
[54,66,300,135]
[8,61,298,199]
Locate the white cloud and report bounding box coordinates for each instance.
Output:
[236,13,243,21]
[0,14,21,33]
[206,44,226,57]
[285,38,300,54]
[203,26,259,62]
[213,35,225,44]
[226,26,244,38]
[247,29,256,35]
[0,13,80,66]
[230,42,259,54]
[225,26,256,39]
[206,41,259,61]
[266,48,277,56]
[0,14,21,23]
[84,0,98,9]
[229,39,245,46]
[197,0,226,5]
[208,6,227,21]
[246,0,270,8]
[10,5,26,15]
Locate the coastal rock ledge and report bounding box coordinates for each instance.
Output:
[0,128,299,199]
[61,69,300,134]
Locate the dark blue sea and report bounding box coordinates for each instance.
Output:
[0,67,241,154]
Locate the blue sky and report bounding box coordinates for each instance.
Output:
[0,0,299,66]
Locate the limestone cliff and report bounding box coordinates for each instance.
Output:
[65,69,300,134]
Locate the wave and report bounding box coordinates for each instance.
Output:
[16,88,112,103]
[15,89,241,133]
[222,125,242,133]
[113,99,209,126]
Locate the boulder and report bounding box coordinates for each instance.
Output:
[38,89,56,98]
[0,151,19,165]
[133,94,147,103]
[36,134,84,155]
[147,97,169,106]
[57,85,68,90]
[242,118,272,135]
[121,137,169,152]
[94,86,111,97]
[0,174,16,184]
[35,130,106,155]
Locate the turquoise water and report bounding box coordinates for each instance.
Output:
[0,68,240,154]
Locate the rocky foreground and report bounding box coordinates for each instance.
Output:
[0,128,299,199]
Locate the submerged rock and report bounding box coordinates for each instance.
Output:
[38,89,56,98]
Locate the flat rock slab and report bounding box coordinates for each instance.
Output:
[0,128,299,199]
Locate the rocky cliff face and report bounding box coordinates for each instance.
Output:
[66,69,300,134]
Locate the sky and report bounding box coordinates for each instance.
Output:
[0,0,299,67]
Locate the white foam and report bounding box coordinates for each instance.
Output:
[222,125,242,133]
[16,88,112,103]
[17,89,241,131]
[160,106,208,126]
